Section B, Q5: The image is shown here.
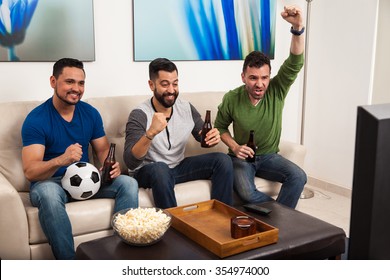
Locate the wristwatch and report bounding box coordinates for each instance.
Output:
[290,26,305,36]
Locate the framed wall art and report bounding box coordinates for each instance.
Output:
[133,0,276,61]
[0,0,95,62]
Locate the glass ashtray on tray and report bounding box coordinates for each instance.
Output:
[111,207,172,246]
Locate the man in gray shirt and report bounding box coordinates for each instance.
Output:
[123,58,233,208]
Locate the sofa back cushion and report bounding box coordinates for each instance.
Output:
[86,95,148,173]
[0,101,42,192]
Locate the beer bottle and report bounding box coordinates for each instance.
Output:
[246,130,256,162]
[101,143,116,186]
[201,110,212,148]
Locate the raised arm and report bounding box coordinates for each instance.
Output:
[281,5,305,55]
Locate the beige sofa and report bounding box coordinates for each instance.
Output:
[0,92,306,260]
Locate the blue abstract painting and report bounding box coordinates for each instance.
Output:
[133,0,276,61]
[0,0,94,62]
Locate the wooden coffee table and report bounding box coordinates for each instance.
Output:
[75,201,346,260]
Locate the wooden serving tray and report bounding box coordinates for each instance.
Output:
[166,199,278,258]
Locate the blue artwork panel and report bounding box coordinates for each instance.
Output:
[133,0,276,61]
[0,0,95,62]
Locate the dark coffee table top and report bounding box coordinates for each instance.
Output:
[76,201,346,260]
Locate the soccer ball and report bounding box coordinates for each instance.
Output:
[61,162,101,200]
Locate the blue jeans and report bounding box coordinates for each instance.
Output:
[231,153,306,209]
[134,152,233,208]
[29,175,138,260]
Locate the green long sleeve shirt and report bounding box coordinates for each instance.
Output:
[214,53,304,155]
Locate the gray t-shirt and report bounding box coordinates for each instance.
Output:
[123,98,203,175]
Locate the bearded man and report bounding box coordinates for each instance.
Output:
[21,58,138,259]
[123,58,233,208]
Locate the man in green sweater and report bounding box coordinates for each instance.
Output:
[214,5,306,208]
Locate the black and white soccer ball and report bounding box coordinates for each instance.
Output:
[61,162,101,200]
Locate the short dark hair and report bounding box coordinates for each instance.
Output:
[242,51,271,73]
[52,58,85,78]
[149,58,178,81]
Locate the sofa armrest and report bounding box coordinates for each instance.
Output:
[0,173,30,259]
[279,140,306,168]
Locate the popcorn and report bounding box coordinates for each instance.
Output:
[113,207,171,245]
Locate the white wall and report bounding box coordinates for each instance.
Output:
[372,0,390,104]
[0,0,381,191]
[303,0,379,189]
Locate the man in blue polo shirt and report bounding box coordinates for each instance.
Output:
[21,58,138,259]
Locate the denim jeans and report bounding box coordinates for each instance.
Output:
[230,153,306,209]
[29,175,138,260]
[134,152,233,208]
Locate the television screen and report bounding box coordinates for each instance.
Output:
[133,0,276,61]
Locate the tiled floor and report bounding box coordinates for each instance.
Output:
[295,184,351,237]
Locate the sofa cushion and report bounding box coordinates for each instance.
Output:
[20,192,114,244]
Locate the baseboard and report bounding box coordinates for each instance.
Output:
[307,176,352,198]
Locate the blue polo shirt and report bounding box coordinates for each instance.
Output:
[21,97,105,179]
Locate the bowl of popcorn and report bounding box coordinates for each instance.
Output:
[111,207,172,246]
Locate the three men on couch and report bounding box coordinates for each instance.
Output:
[20,4,306,260]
